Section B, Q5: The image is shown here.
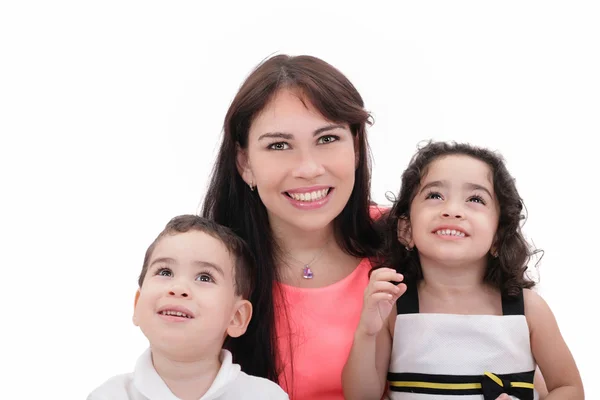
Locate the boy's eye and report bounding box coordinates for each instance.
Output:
[196,273,214,283]
[156,268,172,277]
[268,142,289,150]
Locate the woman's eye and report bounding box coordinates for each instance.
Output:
[269,142,289,150]
[318,135,338,144]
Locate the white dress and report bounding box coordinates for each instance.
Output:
[387,283,538,400]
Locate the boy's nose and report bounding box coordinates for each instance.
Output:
[168,283,190,298]
[168,290,189,297]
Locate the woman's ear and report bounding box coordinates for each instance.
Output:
[354,133,360,169]
[397,216,414,250]
[236,144,255,187]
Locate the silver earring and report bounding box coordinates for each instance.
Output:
[249,180,254,191]
[405,245,413,252]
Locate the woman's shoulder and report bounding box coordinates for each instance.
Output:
[369,203,390,220]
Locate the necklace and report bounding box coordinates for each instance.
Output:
[286,241,329,279]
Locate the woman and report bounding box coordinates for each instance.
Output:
[201,54,548,399]
[202,54,380,399]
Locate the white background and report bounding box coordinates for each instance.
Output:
[1,1,598,398]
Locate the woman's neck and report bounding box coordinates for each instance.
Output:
[271,220,360,287]
[271,216,336,260]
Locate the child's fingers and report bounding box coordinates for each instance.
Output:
[368,280,402,297]
[370,268,403,284]
[494,395,510,400]
[366,292,395,306]
[395,282,408,298]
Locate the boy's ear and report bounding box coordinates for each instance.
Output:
[397,216,414,249]
[235,144,255,187]
[226,299,253,338]
[132,290,141,326]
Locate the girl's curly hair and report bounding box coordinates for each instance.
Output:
[375,141,540,297]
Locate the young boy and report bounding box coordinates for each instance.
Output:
[88,215,289,400]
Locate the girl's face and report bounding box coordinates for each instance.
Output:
[406,155,500,267]
[238,89,358,234]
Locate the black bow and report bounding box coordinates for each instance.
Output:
[481,372,534,400]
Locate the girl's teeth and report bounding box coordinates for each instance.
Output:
[435,229,465,237]
[289,188,329,202]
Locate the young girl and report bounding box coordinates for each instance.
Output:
[342,141,583,399]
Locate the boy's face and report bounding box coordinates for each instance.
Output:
[133,230,252,360]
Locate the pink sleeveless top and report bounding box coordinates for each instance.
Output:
[273,204,385,400]
[274,258,372,400]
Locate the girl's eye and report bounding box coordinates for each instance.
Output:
[317,135,339,144]
[268,142,289,150]
[425,191,443,200]
[468,195,486,205]
[156,268,172,277]
[196,273,214,283]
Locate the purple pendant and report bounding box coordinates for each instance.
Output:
[302,265,314,279]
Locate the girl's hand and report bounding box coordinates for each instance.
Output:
[357,268,406,336]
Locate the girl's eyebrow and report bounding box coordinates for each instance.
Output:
[464,182,493,198]
[418,180,445,195]
[418,180,494,199]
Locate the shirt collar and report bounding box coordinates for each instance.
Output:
[133,348,240,400]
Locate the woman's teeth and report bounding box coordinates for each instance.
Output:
[287,188,329,202]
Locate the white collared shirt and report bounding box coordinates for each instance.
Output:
[88,348,288,400]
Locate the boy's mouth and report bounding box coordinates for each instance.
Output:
[158,310,193,319]
[157,305,195,319]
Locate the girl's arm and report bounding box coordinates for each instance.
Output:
[342,268,405,400]
[524,289,584,399]
[534,367,549,399]
[342,315,394,400]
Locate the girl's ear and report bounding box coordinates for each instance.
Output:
[397,216,414,250]
[490,236,499,258]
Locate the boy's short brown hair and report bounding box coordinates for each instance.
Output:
[138,215,255,299]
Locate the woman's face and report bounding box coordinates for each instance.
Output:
[238,89,358,234]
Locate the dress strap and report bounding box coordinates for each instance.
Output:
[501,288,525,316]
[396,279,419,314]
